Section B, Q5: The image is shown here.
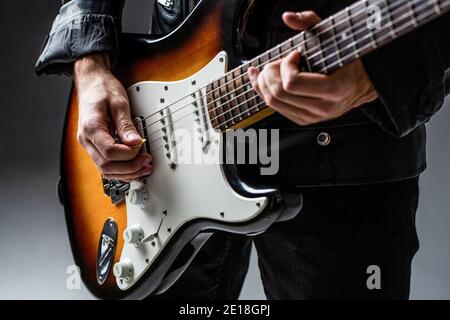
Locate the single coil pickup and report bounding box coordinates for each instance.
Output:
[133,116,151,154]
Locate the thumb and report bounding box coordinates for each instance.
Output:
[282,11,321,31]
[110,100,143,147]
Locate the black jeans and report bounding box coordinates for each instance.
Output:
[155,178,420,300]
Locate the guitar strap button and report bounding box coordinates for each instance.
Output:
[317,132,331,146]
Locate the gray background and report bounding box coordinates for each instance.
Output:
[0,1,449,300]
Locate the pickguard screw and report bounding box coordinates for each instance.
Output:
[164,86,168,91]
[136,86,140,92]
[151,242,156,247]
[220,58,224,63]
[167,228,172,233]
[256,202,261,208]
[220,212,225,218]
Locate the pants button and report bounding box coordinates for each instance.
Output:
[317,132,331,146]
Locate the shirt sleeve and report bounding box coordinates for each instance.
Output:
[35,0,125,76]
[360,12,450,137]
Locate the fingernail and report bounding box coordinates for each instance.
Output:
[127,132,141,141]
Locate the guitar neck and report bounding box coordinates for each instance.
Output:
[208,0,450,132]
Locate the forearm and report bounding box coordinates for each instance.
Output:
[74,53,111,85]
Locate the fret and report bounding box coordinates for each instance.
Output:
[218,77,234,129]
[210,80,227,130]
[206,83,219,129]
[219,76,234,126]
[407,0,419,27]
[305,30,328,73]
[258,51,270,67]
[267,46,277,61]
[414,0,438,17]
[247,59,263,113]
[226,73,238,124]
[334,8,359,63]
[390,0,414,29]
[329,16,344,67]
[314,17,336,69]
[430,0,442,14]
[299,32,313,72]
[345,6,360,59]
[385,1,398,39]
[315,31,328,73]
[279,40,293,58]
[231,69,244,121]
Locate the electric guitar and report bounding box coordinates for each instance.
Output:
[60,0,450,299]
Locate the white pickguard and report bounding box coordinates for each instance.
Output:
[116,52,268,291]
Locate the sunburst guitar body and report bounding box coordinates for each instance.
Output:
[61,0,302,299]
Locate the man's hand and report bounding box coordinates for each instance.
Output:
[74,53,153,181]
[248,11,378,126]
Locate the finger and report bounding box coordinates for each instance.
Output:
[260,61,322,110]
[280,50,301,92]
[281,71,337,99]
[257,69,272,103]
[89,127,142,161]
[271,100,322,126]
[109,96,143,147]
[282,11,321,31]
[103,166,154,182]
[84,141,152,175]
[280,51,340,100]
[101,153,152,175]
[248,67,261,96]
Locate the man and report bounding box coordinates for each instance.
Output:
[36,0,450,299]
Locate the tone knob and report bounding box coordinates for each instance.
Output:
[113,260,134,279]
[129,187,149,208]
[124,225,144,245]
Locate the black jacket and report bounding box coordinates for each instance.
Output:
[35,0,450,187]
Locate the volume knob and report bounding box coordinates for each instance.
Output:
[113,260,134,279]
[129,187,149,208]
[124,225,144,245]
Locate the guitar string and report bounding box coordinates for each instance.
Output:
[212,0,443,125]
[146,0,442,151]
[146,1,445,152]
[141,0,421,134]
[217,0,449,129]
[138,0,385,127]
[141,0,441,132]
[142,0,427,140]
